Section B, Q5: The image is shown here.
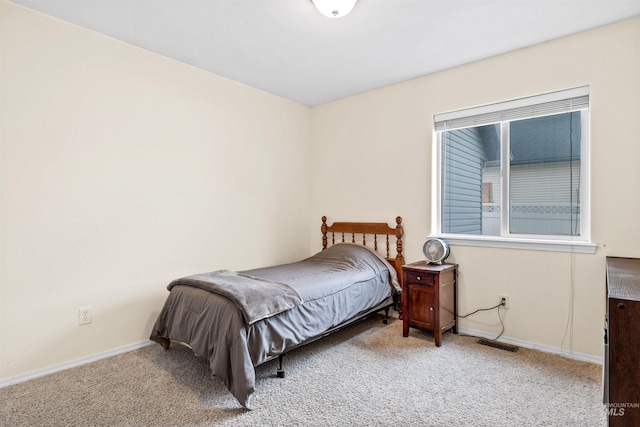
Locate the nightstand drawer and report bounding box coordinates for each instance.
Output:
[404,270,434,286]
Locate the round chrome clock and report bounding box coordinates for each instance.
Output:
[423,238,450,264]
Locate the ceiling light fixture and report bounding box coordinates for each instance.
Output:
[311,0,358,18]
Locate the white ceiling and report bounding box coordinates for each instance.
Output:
[9,0,640,106]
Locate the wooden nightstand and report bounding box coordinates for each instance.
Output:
[401,261,457,346]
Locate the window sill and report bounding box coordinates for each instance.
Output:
[434,235,597,254]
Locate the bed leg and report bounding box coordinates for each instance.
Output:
[277,354,285,378]
[383,307,390,324]
[152,336,171,350]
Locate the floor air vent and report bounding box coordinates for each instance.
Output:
[477,338,519,352]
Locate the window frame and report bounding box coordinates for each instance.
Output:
[432,87,596,254]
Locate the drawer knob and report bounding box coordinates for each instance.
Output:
[417,276,421,281]
[618,303,626,309]
[430,307,434,311]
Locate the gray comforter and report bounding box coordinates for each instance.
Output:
[150,244,399,409]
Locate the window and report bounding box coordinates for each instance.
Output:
[434,87,595,253]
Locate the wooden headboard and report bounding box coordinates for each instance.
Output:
[321,216,405,279]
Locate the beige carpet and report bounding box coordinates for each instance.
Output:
[0,316,606,426]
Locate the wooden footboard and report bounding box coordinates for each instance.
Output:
[321,216,405,278]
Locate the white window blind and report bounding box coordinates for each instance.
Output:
[435,86,589,131]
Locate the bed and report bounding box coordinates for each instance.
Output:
[150,216,404,409]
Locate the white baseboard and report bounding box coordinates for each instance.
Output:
[0,340,155,389]
[458,327,603,365]
[1,328,602,389]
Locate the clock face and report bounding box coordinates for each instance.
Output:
[423,238,450,263]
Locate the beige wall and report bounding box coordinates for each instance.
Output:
[311,17,640,359]
[0,2,311,380]
[2,1,638,383]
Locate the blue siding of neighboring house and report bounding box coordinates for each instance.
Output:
[442,128,486,234]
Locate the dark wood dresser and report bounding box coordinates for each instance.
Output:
[605,257,640,426]
[401,261,457,346]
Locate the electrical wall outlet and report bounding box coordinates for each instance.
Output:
[499,295,509,310]
[78,307,92,325]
